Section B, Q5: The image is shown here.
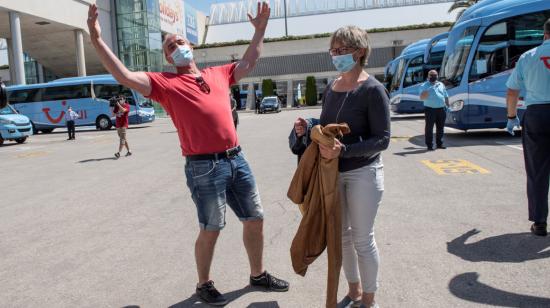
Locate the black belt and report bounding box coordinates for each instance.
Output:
[186,146,241,161]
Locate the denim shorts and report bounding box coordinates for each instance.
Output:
[184,152,264,231]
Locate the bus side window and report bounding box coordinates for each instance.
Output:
[8,88,40,104]
[469,11,549,82]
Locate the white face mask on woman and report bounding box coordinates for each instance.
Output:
[170,45,194,67]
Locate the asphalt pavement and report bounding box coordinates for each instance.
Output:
[1,109,548,308]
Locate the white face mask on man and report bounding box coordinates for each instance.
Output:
[170,45,194,67]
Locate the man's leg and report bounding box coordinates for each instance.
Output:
[196,229,220,284]
[424,108,435,149]
[435,107,446,147]
[67,121,72,139]
[242,220,264,276]
[227,153,288,291]
[522,107,550,225]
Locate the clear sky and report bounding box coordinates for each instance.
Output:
[185,0,236,15]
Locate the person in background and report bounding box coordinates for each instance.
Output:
[506,19,550,236]
[112,96,131,158]
[65,106,79,140]
[419,70,449,151]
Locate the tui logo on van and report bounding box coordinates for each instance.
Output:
[541,57,550,70]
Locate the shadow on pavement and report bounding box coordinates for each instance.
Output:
[169,285,266,307]
[393,146,430,156]
[447,229,550,263]
[78,157,118,163]
[36,125,151,136]
[449,272,550,307]
[406,130,522,149]
[246,301,279,307]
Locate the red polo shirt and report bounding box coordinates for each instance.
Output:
[145,63,238,156]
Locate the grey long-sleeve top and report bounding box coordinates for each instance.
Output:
[319,76,391,172]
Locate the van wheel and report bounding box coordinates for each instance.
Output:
[40,128,54,134]
[96,115,112,130]
[0,136,4,146]
[16,137,27,144]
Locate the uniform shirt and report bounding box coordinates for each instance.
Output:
[114,103,130,128]
[145,63,237,156]
[418,81,448,108]
[64,110,79,122]
[506,40,550,106]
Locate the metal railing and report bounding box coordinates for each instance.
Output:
[209,0,454,25]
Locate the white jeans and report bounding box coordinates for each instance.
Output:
[339,157,384,293]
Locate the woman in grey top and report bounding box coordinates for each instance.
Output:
[293,26,390,308]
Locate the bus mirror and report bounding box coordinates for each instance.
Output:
[0,81,7,109]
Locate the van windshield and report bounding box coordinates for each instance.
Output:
[0,105,16,115]
[135,92,153,108]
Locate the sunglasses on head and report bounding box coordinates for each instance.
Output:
[195,76,211,94]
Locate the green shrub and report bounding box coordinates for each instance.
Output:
[305,76,317,106]
[262,79,274,97]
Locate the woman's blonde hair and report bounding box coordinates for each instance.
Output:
[330,26,372,66]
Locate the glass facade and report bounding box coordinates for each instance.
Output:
[115,0,163,73]
[23,53,59,84]
[115,0,164,115]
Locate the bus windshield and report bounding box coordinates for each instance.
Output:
[441,26,479,88]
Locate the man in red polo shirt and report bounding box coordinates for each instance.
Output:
[87,2,288,305]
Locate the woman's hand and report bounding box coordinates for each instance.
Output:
[319,139,343,159]
[294,118,307,137]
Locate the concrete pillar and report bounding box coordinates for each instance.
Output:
[37,63,45,83]
[246,83,255,111]
[6,39,16,83]
[9,12,25,85]
[286,80,293,108]
[74,29,86,76]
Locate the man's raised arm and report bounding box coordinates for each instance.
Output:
[87,4,152,96]
[233,2,270,83]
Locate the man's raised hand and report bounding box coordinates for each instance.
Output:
[87,4,101,41]
[247,2,270,32]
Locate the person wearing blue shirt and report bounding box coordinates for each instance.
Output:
[419,70,449,151]
[506,19,550,236]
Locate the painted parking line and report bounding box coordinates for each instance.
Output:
[16,151,49,159]
[421,159,490,175]
[495,141,523,151]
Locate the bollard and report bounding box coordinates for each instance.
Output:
[0,81,7,109]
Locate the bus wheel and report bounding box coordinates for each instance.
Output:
[16,137,27,144]
[0,136,4,146]
[96,115,112,130]
[40,128,54,134]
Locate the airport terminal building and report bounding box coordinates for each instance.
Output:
[0,0,458,110]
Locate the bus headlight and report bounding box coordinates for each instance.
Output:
[448,100,464,112]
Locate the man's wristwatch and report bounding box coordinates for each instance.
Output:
[507,115,517,119]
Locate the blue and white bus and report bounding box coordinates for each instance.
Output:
[6,75,155,133]
[387,36,447,114]
[440,0,550,130]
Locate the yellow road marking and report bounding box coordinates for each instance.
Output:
[421,159,490,175]
[391,136,412,142]
[16,151,48,159]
